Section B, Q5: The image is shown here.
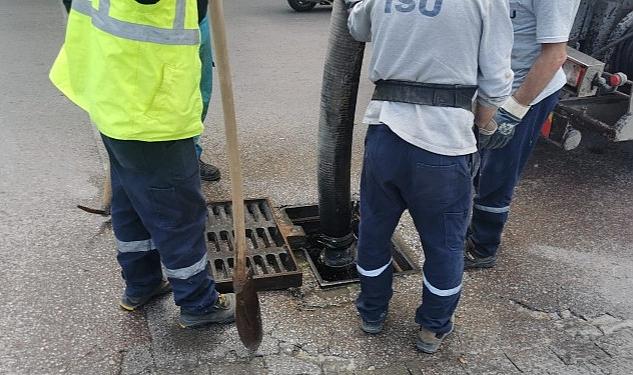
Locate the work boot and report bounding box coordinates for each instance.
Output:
[464,239,497,270]
[199,159,221,182]
[179,293,236,328]
[361,318,385,335]
[360,311,387,335]
[416,324,454,354]
[119,280,172,311]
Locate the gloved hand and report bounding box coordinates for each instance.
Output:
[480,96,531,150]
[344,0,362,10]
[477,120,497,150]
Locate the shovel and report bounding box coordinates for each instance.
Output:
[77,169,112,216]
[209,0,263,352]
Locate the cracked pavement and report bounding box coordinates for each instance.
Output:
[2,0,633,374]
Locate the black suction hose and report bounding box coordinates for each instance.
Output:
[595,30,633,55]
[612,29,633,79]
[317,0,365,267]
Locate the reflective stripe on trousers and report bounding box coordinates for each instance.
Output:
[423,274,462,297]
[473,204,510,214]
[163,254,209,280]
[117,238,155,253]
[117,239,209,280]
[356,259,393,278]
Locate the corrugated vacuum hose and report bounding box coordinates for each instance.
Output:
[317,0,365,268]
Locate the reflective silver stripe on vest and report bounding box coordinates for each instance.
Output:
[117,239,155,253]
[71,0,93,16]
[173,0,186,29]
[356,259,393,278]
[71,0,199,46]
[423,274,462,297]
[474,204,511,214]
[163,254,209,280]
[99,0,111,14]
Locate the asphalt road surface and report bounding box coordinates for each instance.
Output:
[1,0,633,374]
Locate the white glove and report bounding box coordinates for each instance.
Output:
[480,96,531,150]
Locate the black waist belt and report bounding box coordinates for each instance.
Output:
[372,80,477,111]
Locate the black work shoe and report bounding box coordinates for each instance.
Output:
[416,324,454,354]
[119,280,172,311]
[179,293,236,328]
[360,310,387,335]
[361,318,385,334]
[464,240,497,270]
[199,159,221,182]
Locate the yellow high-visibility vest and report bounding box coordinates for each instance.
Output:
[50,0,203,141]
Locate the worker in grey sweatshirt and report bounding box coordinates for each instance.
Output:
[465,0,581,270]
[346,0,514,353]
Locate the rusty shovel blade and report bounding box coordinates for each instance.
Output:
[77,204,111,217]
[234,268,263,352]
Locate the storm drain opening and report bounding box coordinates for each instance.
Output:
[281,203,419,288]
[206,199,302,293]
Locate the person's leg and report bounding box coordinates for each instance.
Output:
[404,149,471,337]
[107,155,165,309]
[468,92,560,262]
[100,135,222,317]
[356,125,406,332]
[193,136,203,159]
[387,138,472,353]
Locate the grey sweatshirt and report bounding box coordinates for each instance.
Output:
[349,0,514,156]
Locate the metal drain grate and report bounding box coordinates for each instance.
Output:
[280,204,419,288]
[206,199,302,293]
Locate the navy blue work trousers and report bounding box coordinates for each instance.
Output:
[356,125,472,334]
[101,134,218,314]
[469,92,560,257]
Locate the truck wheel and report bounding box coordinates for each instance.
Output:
[287,0,317,12]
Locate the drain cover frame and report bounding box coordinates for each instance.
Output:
[206,198,303,293]
[280,204,419,288]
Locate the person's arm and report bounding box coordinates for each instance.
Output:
[513,0,580,105]
[347,0,372,43]
[513,43,568,105]
[199,15,213,121]
[481,1,580,149]
[474,103,498,134]
[474,0,514,129]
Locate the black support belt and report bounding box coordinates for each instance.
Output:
[372,80,477,111]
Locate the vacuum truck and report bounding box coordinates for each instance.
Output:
[531,0,633,150]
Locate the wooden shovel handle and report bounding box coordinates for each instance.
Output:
[209,0,248,282]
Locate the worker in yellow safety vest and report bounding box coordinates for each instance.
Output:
[50,0,234,328]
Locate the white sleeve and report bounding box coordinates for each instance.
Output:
[347,1,373,43]
[534,0,581,44]
[476,0,514,108]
